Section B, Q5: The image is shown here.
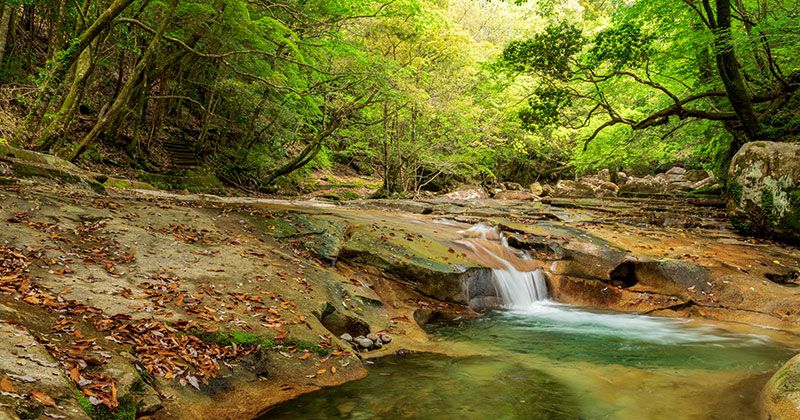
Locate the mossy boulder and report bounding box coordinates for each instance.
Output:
[762,354,800,419]
[727,141,800,242]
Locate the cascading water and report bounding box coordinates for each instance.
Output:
[457,223,548,308]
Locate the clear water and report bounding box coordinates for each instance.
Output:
[265,303,797,419]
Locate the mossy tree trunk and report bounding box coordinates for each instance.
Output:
[67,0,176,162]
[24,0,137,137]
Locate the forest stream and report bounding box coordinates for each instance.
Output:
[1,180,799,419]
[265,223,799,419]
[267,305,796,419]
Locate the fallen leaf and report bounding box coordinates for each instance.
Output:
[30,389,57,407]
[0,377,16,393]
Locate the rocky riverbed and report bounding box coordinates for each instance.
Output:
[1,150,800,419]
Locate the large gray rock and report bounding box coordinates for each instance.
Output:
[727,141,800,241]
[762,353,800,419]
[443,185,488,200]
[554,180,597,198]
[620,175,667,195]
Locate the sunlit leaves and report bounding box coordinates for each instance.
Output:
[501,22,585,80]
[586,21,653,70]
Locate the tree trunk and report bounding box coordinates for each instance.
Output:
[714,0,760,141]
[24,0,138,135]
[37,41,97,151]
[67,0,175,162]
[0,4,13,60]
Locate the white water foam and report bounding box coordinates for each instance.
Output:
[458,223,549,308]
[457,223,771,346]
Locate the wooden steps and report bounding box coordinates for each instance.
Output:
[163,140,200,168]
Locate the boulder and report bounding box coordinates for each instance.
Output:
[354,336,373,349]
[503,182,524,191]
[685,169,710,183]
[493,190,539,201]
[598,181,619,194]
[617,172,628,183]
[727,141,800,241]
[540,184,553,197]
[554,180,596,198]
[529,182,544,196]
[762,353,800,419]
[665,166,686,176]
[443,185,488,200]
[620,175,667,195]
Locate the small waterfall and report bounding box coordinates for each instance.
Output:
[457,223,549,308]
[492,266,549,308]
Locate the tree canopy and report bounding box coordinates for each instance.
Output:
[0,0,797,192]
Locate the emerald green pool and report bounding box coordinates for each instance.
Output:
[265,303,797,419]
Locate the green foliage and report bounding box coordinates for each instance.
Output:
[586,22,653,70]
[502,22,584,79]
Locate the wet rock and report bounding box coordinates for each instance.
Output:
[353,336,374,349]
[340,333,353,342]
[627,258,711,297]
[316,303,370,338]
[493,190,539,201]
[727,141,800,242]
[380,334,392,344]
[762,353,800,419]
[366,333,380,342]
[337,401,357,416]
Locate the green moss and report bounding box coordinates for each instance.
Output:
[340,191,361,200]
[790,189,800,208]
[284,338,331,356]
[731,217,755,234]
[103,177,155,190]
[193,329,274,347]
[192,329,330,355]
[75,392,93,415]
[761,189,777,224]
[90,396,137,420]
[727,180,742,203]
[75,389,138,420]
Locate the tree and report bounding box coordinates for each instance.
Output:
[500,0,800,172]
